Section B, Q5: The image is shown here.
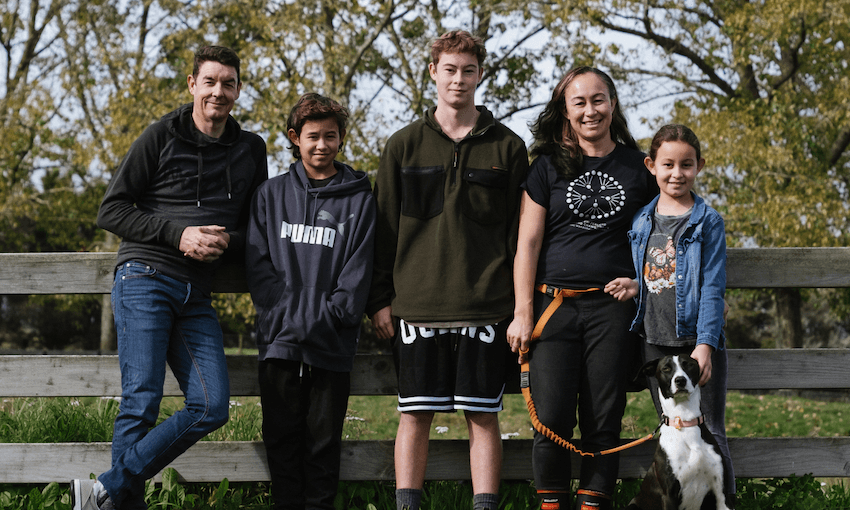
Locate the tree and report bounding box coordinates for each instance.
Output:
[531,0,850,348]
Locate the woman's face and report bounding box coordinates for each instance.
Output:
[563,72,616,147]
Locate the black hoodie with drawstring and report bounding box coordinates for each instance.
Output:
[245,160,376,372]
[97,103,268,294]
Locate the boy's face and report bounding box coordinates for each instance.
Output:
[288,117,343,178]
[428,52,482,110]
[188,60,241,128]
[645,140,705,201]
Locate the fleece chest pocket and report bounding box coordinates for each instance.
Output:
[462,167,509,225]
[400,166,446,220]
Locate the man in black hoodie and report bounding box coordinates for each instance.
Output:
[71,46,267,510]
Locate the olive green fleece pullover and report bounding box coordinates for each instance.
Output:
[367,106,529,323]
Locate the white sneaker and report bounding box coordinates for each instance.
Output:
[71,479,114,510]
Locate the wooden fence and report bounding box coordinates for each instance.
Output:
[1,249,850,484]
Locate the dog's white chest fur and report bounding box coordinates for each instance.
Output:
[659,423,725,509]
[657,357,729,510]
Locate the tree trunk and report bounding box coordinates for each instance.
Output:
[774,288,804,348]
[100,233,117,352]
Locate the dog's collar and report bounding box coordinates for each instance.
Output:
[661,414,705,430]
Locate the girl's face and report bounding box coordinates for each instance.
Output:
[645,140,705,201]
[563,72,616,147]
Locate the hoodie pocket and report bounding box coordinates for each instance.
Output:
[400,166,445,220]
[462,167,509,225]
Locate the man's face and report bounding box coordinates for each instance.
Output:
[428,52,482,110]
[188,60,241,127]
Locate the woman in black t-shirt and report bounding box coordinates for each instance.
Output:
[506,67,656,510]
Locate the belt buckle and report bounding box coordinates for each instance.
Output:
[545,286,557,297]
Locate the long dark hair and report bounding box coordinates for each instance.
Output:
[530,66,637,179]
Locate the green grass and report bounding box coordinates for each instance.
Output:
[3,390,850,509]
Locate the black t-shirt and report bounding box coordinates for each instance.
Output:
[523,144,657,288]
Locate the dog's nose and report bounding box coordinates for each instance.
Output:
[674,376,687,389]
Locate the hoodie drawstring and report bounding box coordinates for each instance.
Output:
[196,148,234,207]
[225,150,232,200]
[196,151,203,208]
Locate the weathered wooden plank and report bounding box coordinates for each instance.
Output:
[0,354,399,397]
[2,350,848,398]
[726,247,850,288]
[3,248,850,295]
[0,253,247,295]
[2,437,849,484]
[0,252,116,294]
[726,349,850,390]
[727,437,850,478]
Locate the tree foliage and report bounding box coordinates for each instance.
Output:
[534,0,850,248]
[2,0,849,349]
[530,0,850,348]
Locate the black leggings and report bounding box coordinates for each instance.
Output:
[529,291,639,496]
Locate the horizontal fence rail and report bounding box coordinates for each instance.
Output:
[2,250,850,483]
[3,248,850,295]
[2,350,850,399]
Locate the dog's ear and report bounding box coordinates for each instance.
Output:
[639,357,662,378]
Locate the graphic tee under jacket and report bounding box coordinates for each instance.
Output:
[246,160,376,372]
[367,106,529,323]
[97,103,268,295]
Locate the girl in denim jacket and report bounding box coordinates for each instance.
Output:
[605,124,735,504]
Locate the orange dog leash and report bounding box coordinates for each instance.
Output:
[519,284,659,457]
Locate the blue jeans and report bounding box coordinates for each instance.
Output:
[99,262,230,509]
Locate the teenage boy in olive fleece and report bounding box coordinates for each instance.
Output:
[367,30,529,510]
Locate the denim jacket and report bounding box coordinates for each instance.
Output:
[627,192,727,350]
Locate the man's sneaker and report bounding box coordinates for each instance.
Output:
[71,479,114,510]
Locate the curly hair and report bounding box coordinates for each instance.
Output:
[530,66,637,179]
[286,93,350,160]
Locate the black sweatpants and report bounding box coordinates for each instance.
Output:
[258,359,350,510]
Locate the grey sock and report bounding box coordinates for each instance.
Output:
[473,492,499,510]
[396,488,422,510]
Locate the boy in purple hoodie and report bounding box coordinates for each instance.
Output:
[245,93,376,510]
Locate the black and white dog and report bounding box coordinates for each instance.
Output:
[626,355,731,510]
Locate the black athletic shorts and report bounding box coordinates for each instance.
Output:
[393,319,509,413]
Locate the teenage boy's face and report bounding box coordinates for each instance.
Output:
[289,118,343,178]
[645,140,705,201]
[428,52,482,110]
[188,61,241,127]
